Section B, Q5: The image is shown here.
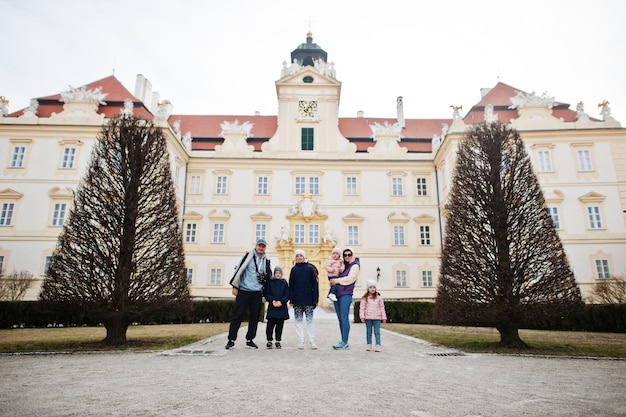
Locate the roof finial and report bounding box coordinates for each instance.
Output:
[307,16,312,38]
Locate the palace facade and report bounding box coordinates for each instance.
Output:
[1,33,625,303]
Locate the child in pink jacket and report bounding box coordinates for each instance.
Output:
[359,279,387,352]
[325,246,345,302]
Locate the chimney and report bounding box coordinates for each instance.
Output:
[151,92,160,114]
[357,110,364,118]
[134,74,146,101]
[396,96,405,129]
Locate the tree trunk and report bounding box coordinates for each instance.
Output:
[102,317,129,345]
[496,322,528,348]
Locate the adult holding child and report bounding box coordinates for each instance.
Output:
[329,248,360,350]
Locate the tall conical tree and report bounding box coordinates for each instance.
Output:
[433,122,583,348]
[40,113,191,345]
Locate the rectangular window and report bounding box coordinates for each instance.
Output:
[422,270,433,287]
[189,175,201,194]
[395,270,408,288]
[301,127,314,151]
[547,207,560,229]
[257,176,268,195]
[295,176,306,195]
[577,149,592,172]
[51,203,67,226]
[537,150,552,172]
[216,176,228,194]
[0,255,4,274]
[416,177,428,196]
[185,223,197,243]
[392,177,403,196]
[186,268,193,285]
[61,147,76,169]
[255,224,266,243]
[213,223,225,243]
[44,256,53,276]
[595,259,610,279]
[393,225,405,246]
[0,203,15,226]
[308,224,319,244]
[419,225,431,245]
[346,176,357,196]
[294,224,305,244]
[348,225,359,246]
[210,268,222,285]
[309,176,319,195]
[11,146,25,168]
[587,206,603,229]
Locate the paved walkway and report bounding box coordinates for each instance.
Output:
[1,307,625,416]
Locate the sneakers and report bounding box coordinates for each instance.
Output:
[275,341,282,349]
[374,345,381,352]
[333,341,349,350]
[266,341,273,349]
[245,340,258,349]
[310,342,318,350]
[298,341,305,349]
[328,293,338,302]
[225,340,235,350]
[366,345,372,351]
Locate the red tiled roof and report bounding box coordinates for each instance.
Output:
[169,115,278,138]
[8,75,153,119]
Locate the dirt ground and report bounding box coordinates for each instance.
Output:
[1,310,624,417]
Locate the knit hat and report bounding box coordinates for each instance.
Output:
[295,249,306,258]
[331,246,342,255]
[367,279,377,288]
[274,266,283,275]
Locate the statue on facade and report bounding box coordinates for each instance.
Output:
[576,101,590,123]
[323,227,337,245]
[450,105,463,120]
[0,96,8,117]
[22,99,39,118]
[60,85,107,104]
[276,225,290,243]
[598,100,612,120]
[120,98,134,117]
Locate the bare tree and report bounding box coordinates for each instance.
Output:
[0,270,36,301]
[587,275,626,304]
[40,114,191,345]
[433,122,584,348]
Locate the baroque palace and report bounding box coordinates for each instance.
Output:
[1,33,625,304]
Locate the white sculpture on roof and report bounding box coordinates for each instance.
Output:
[369,121,402,137]
[182,132,192,149]
[281,59,301,77]
[576,101,590,123]
[0,96,8,117]
[508,90,555,109]
[484,104,498,123]
[60,85,107,104]
[450,105,463,120]
[22,99,39,118]
[172,119,182,137]
[120,99,134,117]
[220,120,254,137]
[598,100,612,120]
[155,100,173,120]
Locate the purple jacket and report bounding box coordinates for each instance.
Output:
[336,257,360,298]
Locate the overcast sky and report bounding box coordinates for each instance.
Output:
[1,0,625,122]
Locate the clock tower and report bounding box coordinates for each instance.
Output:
[263,33,355,155]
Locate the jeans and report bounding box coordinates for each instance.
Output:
[365,319,382,346]
[334,295,352,344]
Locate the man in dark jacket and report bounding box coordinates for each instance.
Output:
[225,238,271,350]
[289,249,319,349]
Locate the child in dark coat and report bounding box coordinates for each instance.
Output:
[264,266,290,349]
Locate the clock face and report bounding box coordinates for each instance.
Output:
[298,100,318,117]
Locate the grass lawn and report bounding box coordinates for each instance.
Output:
[384,323,626,358]
[0,322,624,357]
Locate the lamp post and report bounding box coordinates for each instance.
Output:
[376,267,381,281]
